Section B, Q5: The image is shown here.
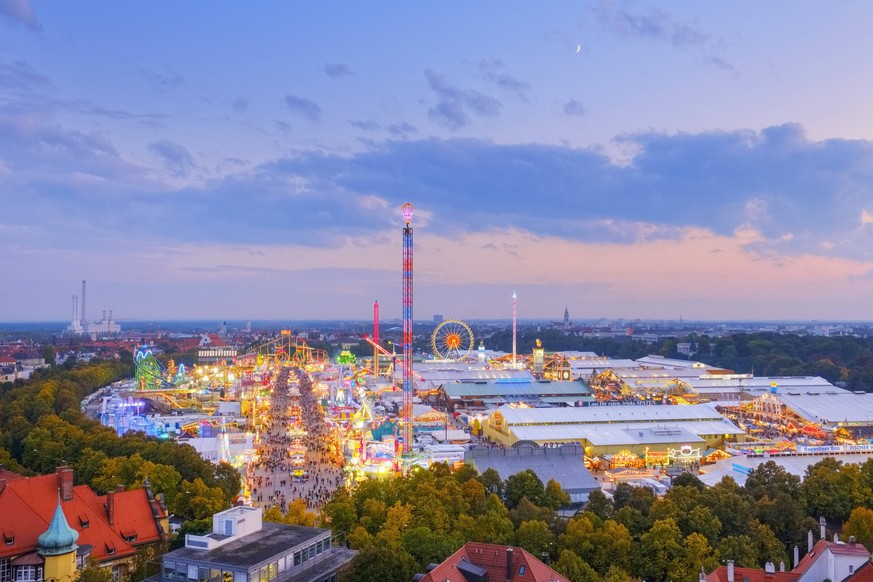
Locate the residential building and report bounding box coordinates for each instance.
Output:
[0,465,168,582]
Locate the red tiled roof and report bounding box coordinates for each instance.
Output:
[0,468,165,563]
[419,542,570,582]
[706,566,799,582]
[845,560,873,582]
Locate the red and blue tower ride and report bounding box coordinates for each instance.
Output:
[401,202,414,456]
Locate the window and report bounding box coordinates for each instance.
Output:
[1,558,10,582]
[519,566,526,575]
[124,534,137,543]
[210,569,221,582]
[3,536,12,547]
[316,540,322,555]
[198,567,210,582]
[111,565,121,582]
[293,552,301,566]
[14,566,38,582]
[222,571,233,582]
[267,563,277,581]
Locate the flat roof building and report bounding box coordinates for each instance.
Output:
[146,507,355,582]
[483,404,745,459]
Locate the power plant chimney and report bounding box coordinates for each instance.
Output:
[72,295,78,324]
[81,280,87,324]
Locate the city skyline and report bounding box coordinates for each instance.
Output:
[3,2,873,321]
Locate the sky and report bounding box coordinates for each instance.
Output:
[4,1,873,322]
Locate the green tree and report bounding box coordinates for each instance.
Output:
[800,457,868,523]
[340,544,419,582]
[516,520,554,557]
[585,489,614,520]
[479,467,504,497]
[321,491,358,536]
[553,550,599,582]
[400,526,459,569]
[745,460,801,500]
[174,478,227,520]
[670,532,718,582]
[635,518,684,582]
[718,535,760,568]
[74,558,112,582]
[504,470,545,509]
[843,507,873,551]
[542,478,571,509]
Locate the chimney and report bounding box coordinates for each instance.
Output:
[808,530,814,553]
[793,545,799,568]
[850,536,857,545]
[57,466,74,501]
[820,516,827,540]
[81,280,86,324]
[107,491,115,525]
[727,560,734,582]
[834,533,839,543]
[505,548,514,582]
[115,484,125,493]
[779,561,785,573]
[699,568,707,582]
[765,562,775,575]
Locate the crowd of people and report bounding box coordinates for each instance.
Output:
[248,366,344,514]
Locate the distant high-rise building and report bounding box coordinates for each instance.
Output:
[564,307,570,331]
[433,314,444,323]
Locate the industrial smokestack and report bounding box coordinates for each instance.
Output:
[102,310,106,322]
[72,295,78,324]
[81,280,87,324]
[109,309,113,322]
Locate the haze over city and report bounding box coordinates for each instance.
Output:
[3,1,873,321]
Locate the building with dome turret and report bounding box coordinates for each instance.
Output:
[38,493,79,582]
[0,465,168,582]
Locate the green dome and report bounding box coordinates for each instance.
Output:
[38,493,79,557]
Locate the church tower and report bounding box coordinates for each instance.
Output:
[39,492,79,582]
[563,307,570,331]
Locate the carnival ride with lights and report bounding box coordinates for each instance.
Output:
[431,319,475,360]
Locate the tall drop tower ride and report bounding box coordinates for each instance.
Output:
[401,203,414,456]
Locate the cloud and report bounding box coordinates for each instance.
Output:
[349,119,380,131]
[348,119,418,138]
[593,1,709,48]
[862,210,873,226]
[231,97,250,114]
[0,0,40,31]
[478,59,530,101]
[424,69,501,130]
[563,100,586,117]
[148,140,196,176]
[705,55,737,75]
[142,67,185,91]
[386,122,417,138]
[0,60,50,92]
[322,63,354,78]
[284,95,321,121]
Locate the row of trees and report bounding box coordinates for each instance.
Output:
[0,360,237,532]
[273,457,873,582]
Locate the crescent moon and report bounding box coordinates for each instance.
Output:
[576,44,581,53]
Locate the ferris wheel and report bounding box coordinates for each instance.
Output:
[431,319,475,360]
